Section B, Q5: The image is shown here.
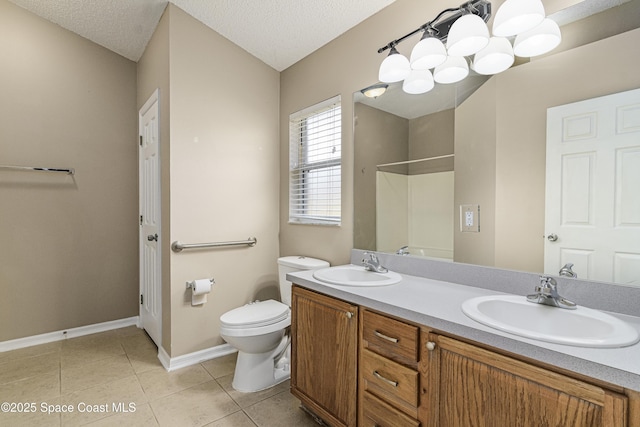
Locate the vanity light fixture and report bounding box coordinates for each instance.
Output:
[446,12,490,56]
[410,27,447,70]
[434,56,469,84]
[492,0,545,37]
[378,46,411,83]
[471,36,515,75]
[403,69,435,94]
[361,83,389,98]
[513,18,562,57]
[377,0,560,94]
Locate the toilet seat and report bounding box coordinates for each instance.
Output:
[220,300,290,337]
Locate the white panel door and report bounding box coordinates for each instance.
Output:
[139,89,162,345]
[545,88,640,286]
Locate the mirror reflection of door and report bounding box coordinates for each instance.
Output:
[545,88,640,286]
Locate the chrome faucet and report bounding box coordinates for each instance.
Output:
[526,276,576,310]
[559,263,577,278]
[396,246,410,256]
[362,252,388,273]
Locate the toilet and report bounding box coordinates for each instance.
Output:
[220,256,329,392]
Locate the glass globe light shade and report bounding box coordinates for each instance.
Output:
[433,56,469,84]
[472,37,515,75]
[403,69,435,94]
[410,34,447,70]
[492,0,546,37]
[446,14,490,57]
[513,18,562,57]
[361,83,388,98]
[378,47,411,83]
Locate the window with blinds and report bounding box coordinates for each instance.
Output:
[289,95,341,225]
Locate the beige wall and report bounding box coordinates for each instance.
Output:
[454,79,498,266]
[0,0,138,340]
[409,109,455,162]
[137,5,280,357]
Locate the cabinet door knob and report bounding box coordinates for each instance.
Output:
[345,311,353,319]
[426,341,436,351]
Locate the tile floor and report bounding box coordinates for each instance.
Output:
[0,327,321,426]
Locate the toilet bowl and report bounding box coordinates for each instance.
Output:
[219,256,329,392]
[220,300,291,392]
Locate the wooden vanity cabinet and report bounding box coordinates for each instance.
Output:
[359,309,422,426]
[422,333,630,427]
[291,286,359,427]
[291,287,636,427]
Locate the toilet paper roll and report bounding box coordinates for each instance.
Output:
[191,279,212,296]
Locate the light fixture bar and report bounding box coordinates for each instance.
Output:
[377,0,492,54]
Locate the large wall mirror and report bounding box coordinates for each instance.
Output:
[353,0,640,287]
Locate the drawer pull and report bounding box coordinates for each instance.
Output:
[374,330,399,343]
[373,370,398,387]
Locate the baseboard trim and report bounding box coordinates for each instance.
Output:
[158,343,237,372]
[0,316,140,353]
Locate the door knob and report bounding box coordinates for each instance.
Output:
[547,233,558,242]
[147,233,158,242]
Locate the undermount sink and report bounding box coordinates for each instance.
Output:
[462,295,640,348]
[312,265,402,287]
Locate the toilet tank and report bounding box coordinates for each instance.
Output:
[277,256,329,306]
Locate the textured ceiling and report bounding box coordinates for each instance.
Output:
[7,0,396,71]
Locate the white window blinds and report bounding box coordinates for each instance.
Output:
[289,95,342,225]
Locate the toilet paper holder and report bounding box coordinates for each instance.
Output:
[186,278,215,289]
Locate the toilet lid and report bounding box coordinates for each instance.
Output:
[220,300,289,328]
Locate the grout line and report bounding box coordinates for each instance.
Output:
[240,409,260,426]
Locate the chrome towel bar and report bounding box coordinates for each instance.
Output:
[0,165,75,175]
[171,237,257,253]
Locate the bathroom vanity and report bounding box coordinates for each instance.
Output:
[289,253,640,427]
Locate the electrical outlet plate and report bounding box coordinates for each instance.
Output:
[461,204,480,232]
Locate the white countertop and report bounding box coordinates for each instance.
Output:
[289,266,640,391]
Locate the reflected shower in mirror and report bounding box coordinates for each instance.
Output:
[354,78,487,261]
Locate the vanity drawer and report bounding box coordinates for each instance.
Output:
[362,349,419,412]
[362,392,420,427]
[362,310,419,365]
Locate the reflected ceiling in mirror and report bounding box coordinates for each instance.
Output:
[354,74,490,119]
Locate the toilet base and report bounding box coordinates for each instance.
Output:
[231,341,291,393]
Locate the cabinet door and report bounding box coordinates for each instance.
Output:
[291,286,358,427]
[423,334,628,427]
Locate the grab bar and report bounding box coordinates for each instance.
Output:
[171,237,257,252]
[0,165,75,175]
